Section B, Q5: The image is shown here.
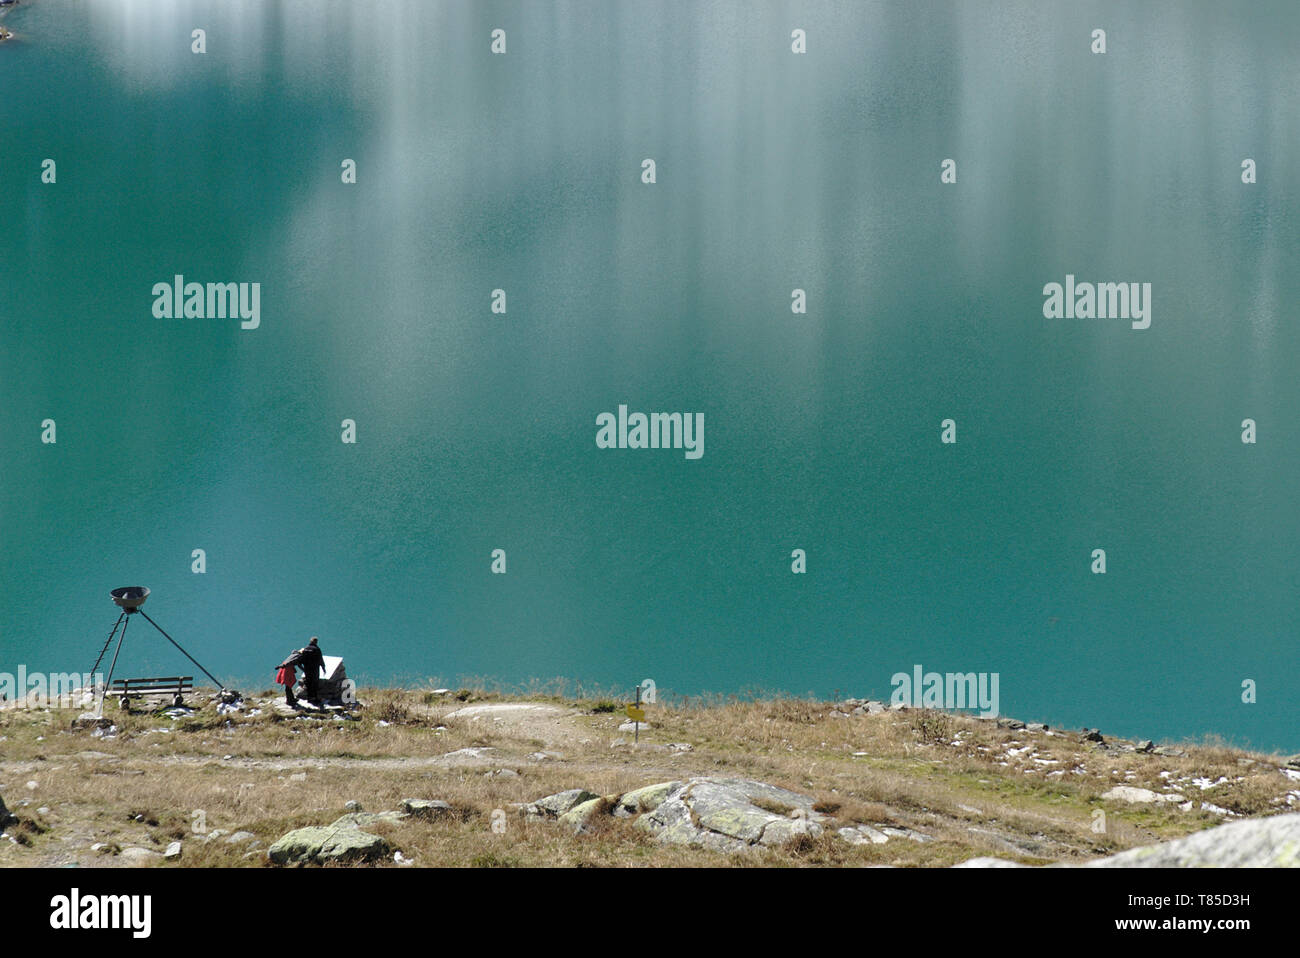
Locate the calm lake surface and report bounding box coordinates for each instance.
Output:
[2,1,1297,750]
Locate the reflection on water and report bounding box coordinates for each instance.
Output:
[2,1,1297,750]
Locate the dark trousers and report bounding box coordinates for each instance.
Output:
[284,684,297,706]
[303,676,319,703]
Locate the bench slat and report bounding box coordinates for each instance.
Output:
[110,677,194,692]
[109,677,193,685]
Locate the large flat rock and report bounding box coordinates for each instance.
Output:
[267,826,391,865]
[635,778,826,851]
[1081,813,1300,867]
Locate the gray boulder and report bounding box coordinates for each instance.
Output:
[612,781,682,818]
[558,797,610,831]
[267,826,392,865]
[635,778,827,851]
[1081,813,1300,867]
[526,789,600,820]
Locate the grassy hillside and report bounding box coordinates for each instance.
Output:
[1,687,1296,867]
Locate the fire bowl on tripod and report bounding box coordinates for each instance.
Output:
[110,586,150,610]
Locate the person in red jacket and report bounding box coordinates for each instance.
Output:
[275,649,303,707]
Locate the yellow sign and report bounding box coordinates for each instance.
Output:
[625,704,646,723]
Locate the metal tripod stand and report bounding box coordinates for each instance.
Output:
[87,587,226,715]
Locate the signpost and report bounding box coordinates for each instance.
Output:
[626,683,646,743]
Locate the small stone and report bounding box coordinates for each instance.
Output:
[344,800,362,812]
[119,847,163,867]
[1101,786,1183,804]
[223,831,256,844]
[1136,740,1154,753]
[401,799,452,820]
[72,713,114,729]
[164,841,182,859]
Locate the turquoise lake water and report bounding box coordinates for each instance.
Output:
[1,1,1297,751]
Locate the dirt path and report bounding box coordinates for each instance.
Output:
[0,702,688,778]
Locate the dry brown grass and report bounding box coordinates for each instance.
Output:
[0,689,1294,868]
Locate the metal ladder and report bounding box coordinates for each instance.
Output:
[87,611,127,685]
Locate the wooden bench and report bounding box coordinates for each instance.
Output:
[109,676,193,710]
